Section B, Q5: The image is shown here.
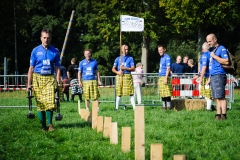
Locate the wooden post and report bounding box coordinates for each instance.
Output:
[110,122,118,144]
[87,111,92,122]
[97,116,103,132]
[78,100,81,115]
[122,127,131,152]
[150,144,163,160]
[80,109,85,119]
[103,117,112,138]
[173,155,186,160]
[135,106,145,160]
[92,101,98,129]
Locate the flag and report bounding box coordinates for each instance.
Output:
[120,15,144,32]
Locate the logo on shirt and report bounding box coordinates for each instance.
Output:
[37,52,43,55]
[43,59,50,65]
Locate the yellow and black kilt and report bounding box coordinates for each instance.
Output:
[116,74,134,96]
[200,77,212,99]
[158,76,172,97]
[32,73,57,111]
[82,80,100,100]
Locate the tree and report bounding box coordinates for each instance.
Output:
[159,0,240,60]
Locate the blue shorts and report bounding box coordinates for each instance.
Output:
[210,74,226,99]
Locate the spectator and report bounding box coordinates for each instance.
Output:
[60,65,69,101]
[171,55,185,75]
[27,28,60,131]
[157,45,172,110]
[206,33,229,120]
[131,62,144,105]
[187,59,198,74]
[198,42,213,111]
[78,49,102,110]
[67,58,83,102]
[112,44,136,111]
[183,56,190,73]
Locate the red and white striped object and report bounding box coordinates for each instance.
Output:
[172,77,199,97]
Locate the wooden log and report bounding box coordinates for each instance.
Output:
[122,127,131,152]
[135,106,145,160]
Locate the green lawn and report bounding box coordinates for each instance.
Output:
[0,89,240,160]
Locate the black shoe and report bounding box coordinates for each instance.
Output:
[115,109,118,111]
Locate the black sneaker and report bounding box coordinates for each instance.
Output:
[115,109,118,111]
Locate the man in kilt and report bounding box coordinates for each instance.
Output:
[157,45,173,110]
[67,58,83,102]
[27,28,60,131]
[78,49,102,110]
[198,42,213,111]
[112,44,136,111]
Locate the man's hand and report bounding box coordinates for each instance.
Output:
[164,77,168,84]
[117,70,123,76]
[98,80,102,86]
[210,52,216,58]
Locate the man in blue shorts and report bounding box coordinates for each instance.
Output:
[206,33,229,120]
[158,45,172,110]
[27,28,60,131]
[78,49,102,110]
[112,44,136,111]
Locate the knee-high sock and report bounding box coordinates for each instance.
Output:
[38,111,46,128]
[162,101,166,108]
[46,110,53,125]
[116,96,121,109]
[130,96,136,109]
[167,102,171,108]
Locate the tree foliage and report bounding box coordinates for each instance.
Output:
[1,0,240,77]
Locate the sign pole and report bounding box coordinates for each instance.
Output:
[120,30,123,87]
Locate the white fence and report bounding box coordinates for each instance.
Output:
[0,74,236,109]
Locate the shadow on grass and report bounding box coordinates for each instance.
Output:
[57,121,91,129]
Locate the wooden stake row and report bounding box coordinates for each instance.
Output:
[77,101,186,160]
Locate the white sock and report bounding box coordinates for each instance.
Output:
[167,102,171,108]
[116,96,121,109]
[130,96,136,109]
[206,99,212,110]
[162,101,166,108]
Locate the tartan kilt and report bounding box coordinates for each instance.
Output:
[116,74,134,96]
[200,77,212,99]
[32,73,56,111]
[82,80,100,100]
[70,79,83,95]
[158,77,172,97]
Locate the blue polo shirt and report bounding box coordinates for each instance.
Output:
[113,55,134,74]
[159,53,172,76]
[200,51,210,78]
[209,45,228,75]
[79,58,98,81]
[30,45,60,75]
[171,63,185,74]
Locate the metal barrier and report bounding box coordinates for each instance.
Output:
[0,74,235,109]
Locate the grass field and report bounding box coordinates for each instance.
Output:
[0,89,240,160]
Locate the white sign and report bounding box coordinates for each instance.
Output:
[120,15,144,32]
